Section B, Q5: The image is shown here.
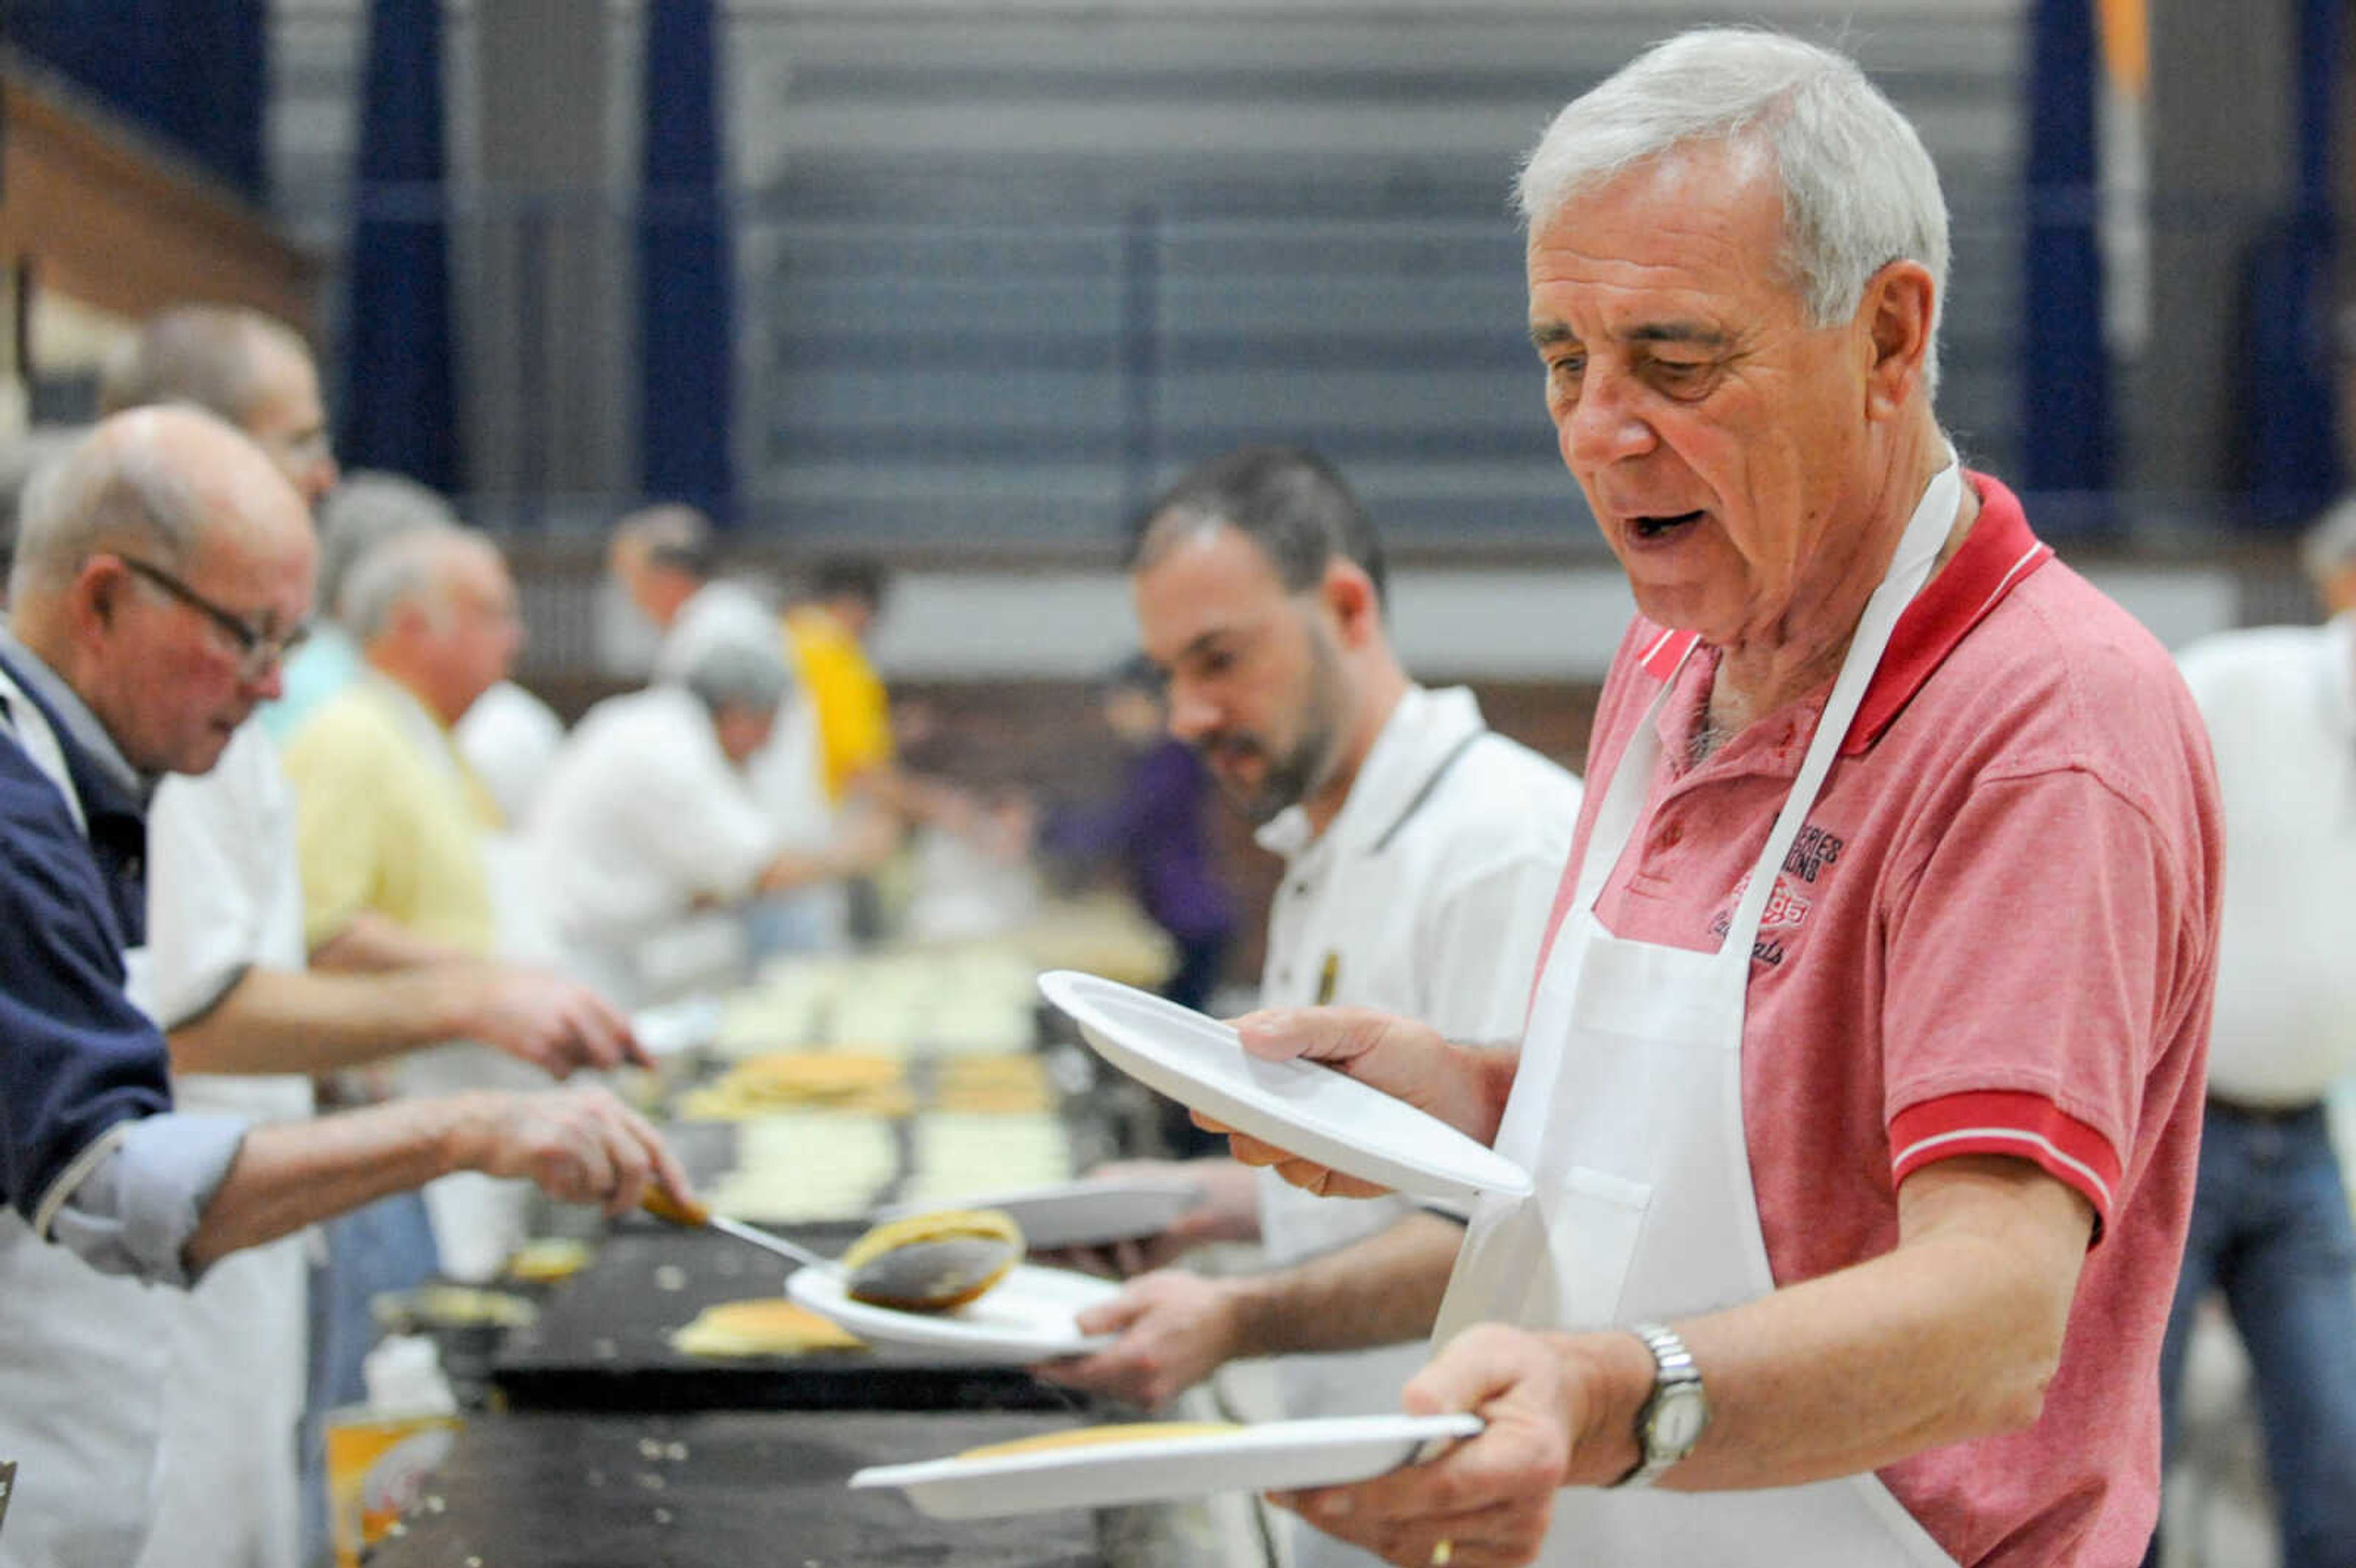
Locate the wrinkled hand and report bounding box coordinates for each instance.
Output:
[1036,1158,1262,1277]
[455,1084,691,1218]
[1270,1324,1579,1568]
[460,966,649,1077]
[1213,1007,1475,1198]
[1033,1269,1243,1410]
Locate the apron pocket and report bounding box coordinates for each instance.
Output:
[1544,1167,1653,1329]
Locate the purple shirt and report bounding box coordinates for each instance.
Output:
[1043,738,1234,943]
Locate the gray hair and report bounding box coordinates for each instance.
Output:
[1517,28,1950,395]
[339,523,488,642]
[7,413,221,599]
[317,471,460,621]
[677,626,791,717]
[98,304,310,424]
[613,502,716,578]
[2301,493,2356,588]
[1127,445,1387,604]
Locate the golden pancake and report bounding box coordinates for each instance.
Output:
[955,1423,1241,1461]
[668,1297,867,1358]
[841,1207,1024,1311]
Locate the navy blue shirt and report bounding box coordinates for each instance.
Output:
[0,653,173,1224]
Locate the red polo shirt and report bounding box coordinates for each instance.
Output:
[1557,475,2221,1566]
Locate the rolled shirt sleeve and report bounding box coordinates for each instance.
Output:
[42,1112,249,1286]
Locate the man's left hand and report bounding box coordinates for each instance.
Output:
[1269,1324,1583,1568]
[1033,1269,1245,1410]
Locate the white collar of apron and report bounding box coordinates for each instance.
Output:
[1252,684,1484,863]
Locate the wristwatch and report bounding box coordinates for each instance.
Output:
[1611,1321,1709,1488]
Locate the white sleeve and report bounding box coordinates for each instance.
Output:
[1416,845,1568,1045]
[145,729,307,1029]
[579,709,782,911]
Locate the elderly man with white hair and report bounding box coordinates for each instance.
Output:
[0,406,691,1568]
[1223,29,2220,1568]
[526,620,894,1008]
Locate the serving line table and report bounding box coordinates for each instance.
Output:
[358,1408,1262,1568]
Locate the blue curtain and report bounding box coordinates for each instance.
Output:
[2019,0,2114,510]
[2236,0,2345,525]
[637,0,736,524]
[337,0,459,493]
[12,0,268,200]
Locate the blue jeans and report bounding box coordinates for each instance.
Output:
[298,1190,441,1566]
[2150,1101,2356,1568]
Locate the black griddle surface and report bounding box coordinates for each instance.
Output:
[361,1409,1107,1567]
[493,1225,1096,1413]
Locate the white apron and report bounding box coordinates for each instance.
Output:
[0,665,172,1568]
[1430,464,1965,1566]
[140,733,316,1568]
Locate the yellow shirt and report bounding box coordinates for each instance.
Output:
[282,674,501,956]
[785,605,893,802]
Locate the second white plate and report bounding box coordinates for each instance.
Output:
[875,1175,1208,1251]
[1037,970,1531,1206]
[852,1412,1484,1520]
[787,1262,1120,1365]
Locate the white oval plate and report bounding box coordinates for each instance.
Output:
[876,1174,1209,1251]
[852,1412,1484,1520]
[787,1262,1120,1364]
[1036,970,1532,1205]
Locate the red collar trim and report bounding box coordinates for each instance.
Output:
[1633,472,2053,756]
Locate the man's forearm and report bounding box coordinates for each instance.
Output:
[1553,1156,2093,1492]
[183,1094,483,1270]
[1226,1211,1465,1359]
[167,965,482,1076]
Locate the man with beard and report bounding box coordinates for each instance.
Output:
[1037,445,1582,1568]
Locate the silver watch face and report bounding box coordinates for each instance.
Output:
[1652,1385,1709,1452]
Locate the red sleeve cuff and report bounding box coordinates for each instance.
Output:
[1888,1090,2121,1239]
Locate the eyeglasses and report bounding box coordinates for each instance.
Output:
[116,555,311,680]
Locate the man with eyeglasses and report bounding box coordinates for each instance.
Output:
[0,405,695,1568]
[98,306,645,1568]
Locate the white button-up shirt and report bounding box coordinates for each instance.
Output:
[2179,614,2356,1104]
[526,685,783,1007]
[1252,686,1583,1404]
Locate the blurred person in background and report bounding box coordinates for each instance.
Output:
[282,523,634,1285]
[98,306,642,1568]
[266,469,450,740]
[1037,446,1582,1568]
[1035,652,1236,1149]
[525,619,896,1009]
[0,406,687,1568]
[787,553,896,804]
[2146,497,2356,1568]
[283,524,520,963]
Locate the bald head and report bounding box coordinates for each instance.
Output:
[9,406,317,775]
[100,305,338,507]
[12,406,312,605]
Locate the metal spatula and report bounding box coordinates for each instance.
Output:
[641,1187,1017,1312]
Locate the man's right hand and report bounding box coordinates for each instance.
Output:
[1033,1269,1247,1410]
[456,966,649,1077]
[447,1083,689,1217]
[1220,1007,1508,1197]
